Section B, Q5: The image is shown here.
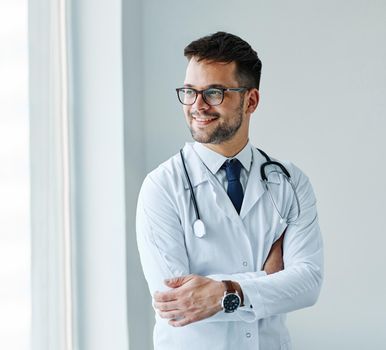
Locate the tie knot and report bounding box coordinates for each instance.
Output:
[223,159,242,181]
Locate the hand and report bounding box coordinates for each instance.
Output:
[263,230,285,275]
[153,274,225,327]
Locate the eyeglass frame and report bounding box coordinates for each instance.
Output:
[175,86,249,106]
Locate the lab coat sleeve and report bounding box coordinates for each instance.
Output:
[136,173,255,323]
[207,165,323,322]
[136,174,190,294]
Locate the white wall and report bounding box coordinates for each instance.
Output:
[132,1,386,348]
[69,0,129,349]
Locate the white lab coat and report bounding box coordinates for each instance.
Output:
[136,142,323,350]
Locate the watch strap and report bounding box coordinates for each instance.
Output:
[222,280,236,293]
[222,280,244,306]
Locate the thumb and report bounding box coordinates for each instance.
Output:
[164,275,189,288]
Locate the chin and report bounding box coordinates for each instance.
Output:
[192,135,211,143]
[191,131,212,144]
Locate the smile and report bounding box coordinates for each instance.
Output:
[192,116,219,125]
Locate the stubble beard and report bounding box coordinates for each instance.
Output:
[188,103,244,145]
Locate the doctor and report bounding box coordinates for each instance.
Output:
[136,31,323,350]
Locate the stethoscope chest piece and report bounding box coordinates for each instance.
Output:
[193,219,206,238]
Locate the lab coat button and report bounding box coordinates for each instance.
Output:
[246,332,251,338]
[243,261,248,266]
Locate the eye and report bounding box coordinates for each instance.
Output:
[205,88,222,98]
[183,88,195,96]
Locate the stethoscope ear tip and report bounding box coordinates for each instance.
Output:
[193,219,206,238]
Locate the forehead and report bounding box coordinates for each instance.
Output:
[184,58,238,87]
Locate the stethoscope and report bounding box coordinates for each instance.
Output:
[179,148,301,238]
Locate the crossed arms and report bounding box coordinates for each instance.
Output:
[136,167,323,327]
[153,233,285,327]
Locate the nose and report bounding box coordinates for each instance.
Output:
[192,92,210,111]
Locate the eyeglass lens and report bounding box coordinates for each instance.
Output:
[178,88,223,106]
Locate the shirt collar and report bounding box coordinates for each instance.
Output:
[193,141,253,175]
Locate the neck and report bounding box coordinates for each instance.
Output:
[203,138,249,158]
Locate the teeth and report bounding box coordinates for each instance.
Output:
[194,117,216,122]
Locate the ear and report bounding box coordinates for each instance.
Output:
[245,88,259,114]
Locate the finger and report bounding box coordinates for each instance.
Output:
[153,290,177,302]
[169,315,196,327]
[158,309,184,320]
[165,275,193,288]
[153,300,179,311]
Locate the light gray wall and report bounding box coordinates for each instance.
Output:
[122,1,154,350]
[70,0,129,349]
[128,1,386,349]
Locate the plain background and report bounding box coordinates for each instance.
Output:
[124,1,386,349]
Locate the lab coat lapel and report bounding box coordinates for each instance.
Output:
[239,147,267,219]
[206,174,242,222]
[181,143,209,189]
[182,143,241,222]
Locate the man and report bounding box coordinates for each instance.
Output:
[136,31,323,350]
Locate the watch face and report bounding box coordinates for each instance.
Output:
[223,293,240,313]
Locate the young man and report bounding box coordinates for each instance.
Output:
[136,32,323,350]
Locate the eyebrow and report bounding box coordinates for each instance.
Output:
[183,83,227,89]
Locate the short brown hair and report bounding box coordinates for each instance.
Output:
[184,31,262,89]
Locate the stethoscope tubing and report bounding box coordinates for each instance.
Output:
[180,147,301,237]
[180,149,201,221]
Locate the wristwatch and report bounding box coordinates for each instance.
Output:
[221,280,242,313]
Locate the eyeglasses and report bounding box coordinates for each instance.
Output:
[176,87,248,106]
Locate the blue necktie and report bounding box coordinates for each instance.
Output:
[223,159,244,214]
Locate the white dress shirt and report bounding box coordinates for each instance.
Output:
[192,141,252,193]
[136,142,323,350]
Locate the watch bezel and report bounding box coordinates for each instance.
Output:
[221,292,241,313]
